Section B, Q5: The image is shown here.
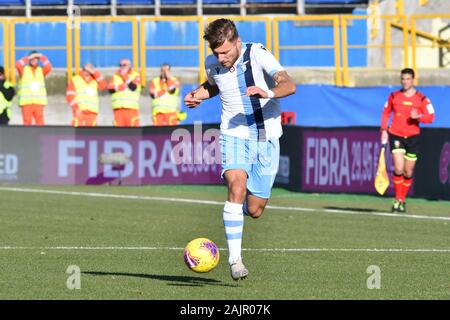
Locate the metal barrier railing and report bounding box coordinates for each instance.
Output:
[9,17,71,84]
[410,14,450,84]
[74,16,139,82]
[139,16,203,86]
[4,14,448,87]
[273,15,342,86]
[0,19,9,81]
[341,14,408,86]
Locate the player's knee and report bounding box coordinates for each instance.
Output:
[247,205,265,219]
[404,172,414,179]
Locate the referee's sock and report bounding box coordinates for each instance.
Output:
[393,173,404,201]
[401,176,414,201]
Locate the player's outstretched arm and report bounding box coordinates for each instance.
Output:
[246,70,296,99]
[184,81,219,108]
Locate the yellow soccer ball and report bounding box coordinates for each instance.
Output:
[183,238,220,273]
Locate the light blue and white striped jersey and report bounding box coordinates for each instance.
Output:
[205,42,285,141]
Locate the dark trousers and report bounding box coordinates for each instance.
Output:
[0,109,10,125]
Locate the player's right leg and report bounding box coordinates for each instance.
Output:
[391,152,405,212]
[389,134,407,212]
[223,169,249,281]
[220,134,251,280]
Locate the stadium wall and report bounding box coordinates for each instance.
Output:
[181,84,450,128]
[7,84,450,127]
[0,125,449,200]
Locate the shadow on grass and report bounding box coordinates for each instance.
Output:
[83,271,237,287]
[323,206,386,213]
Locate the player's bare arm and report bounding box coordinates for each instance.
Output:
[184,81,219,108]
[246,70,296,98]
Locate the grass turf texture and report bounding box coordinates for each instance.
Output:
[0,184,449,299]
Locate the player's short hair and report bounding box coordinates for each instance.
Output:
[161,63,171,69]
[401,68,415,78]
[203,18,239,50]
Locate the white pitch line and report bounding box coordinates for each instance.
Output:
[0,246,449,253]
[0,186,449,222]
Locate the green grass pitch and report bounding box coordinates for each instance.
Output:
[0,184,449,299]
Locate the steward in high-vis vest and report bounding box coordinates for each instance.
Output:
[15,51,52,126]
[0,66,15,126]
[107,59,141,127]
[66,64,107,127]
[150,63,185,126]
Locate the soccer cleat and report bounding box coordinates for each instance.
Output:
[398,202,406,213]
[391,199,401,212]
[230,258,248,281]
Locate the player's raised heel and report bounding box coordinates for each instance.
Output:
[230,258,248,281]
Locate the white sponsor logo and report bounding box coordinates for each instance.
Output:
[305,137,382,187]
[58,139,179,179]
[0,154,18,180]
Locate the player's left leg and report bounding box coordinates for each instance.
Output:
[398,153,417,213]
[244,194,268,219]
[244,137,280,218]
[397,135,420,213]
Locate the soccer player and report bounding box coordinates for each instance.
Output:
[380,68,435,213]
[184,18,296,280]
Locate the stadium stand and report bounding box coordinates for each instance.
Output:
[32,0,67,4]
[0,0,25,5]
[202,0,240,3]
[116,0,153,3]
[160,0,196,4]
[73,0,110,4]
[0,0,369,15]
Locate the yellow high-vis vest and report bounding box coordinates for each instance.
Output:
[18,66,48,106]
[0,80,13,119]
[111,71,141,110]
[151,76,180,115]
[72,75,99,114]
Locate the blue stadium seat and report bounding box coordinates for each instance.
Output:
[160,0,195,4]
[203,0,239,4]
[117,0,154,4]
[32,0,67,5]
[74,0,110,4]
[0,0,25,5]
[246,0,295,2]
[305,0,366,3]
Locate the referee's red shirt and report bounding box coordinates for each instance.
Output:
[381,90,435,138]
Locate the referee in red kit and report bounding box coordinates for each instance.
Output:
[380,68,435,213]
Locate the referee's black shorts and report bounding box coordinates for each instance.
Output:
[388,133,420,161]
